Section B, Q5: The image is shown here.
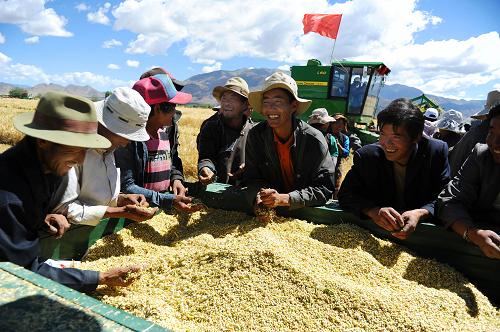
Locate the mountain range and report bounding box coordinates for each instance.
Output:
[0,68,486,118]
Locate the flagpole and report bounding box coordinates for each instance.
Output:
[329,38,337,64]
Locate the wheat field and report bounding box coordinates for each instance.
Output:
[0,97,352,181]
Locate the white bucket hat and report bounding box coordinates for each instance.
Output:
[308,108,336,125]
[248,72,312,115]
[94,87,150,142]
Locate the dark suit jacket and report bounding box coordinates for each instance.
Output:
[438,143,500,228]
[0,137,99,292]
[242,117,336,209]
[338,137,450,218]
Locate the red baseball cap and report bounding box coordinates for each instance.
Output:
[133,74,192,105]
[139,67,185,91]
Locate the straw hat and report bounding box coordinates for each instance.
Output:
[94,87,151,142]
[14,91,110,149]
[308,108,336,125]
[212,77,249,102]
[471,89,500,120]
[248,72,311,115]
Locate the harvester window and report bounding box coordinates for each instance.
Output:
[347,67,370,115]
[330,66,349,98]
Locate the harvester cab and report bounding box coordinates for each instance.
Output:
[290,59,391,144]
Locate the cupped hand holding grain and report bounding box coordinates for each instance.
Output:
[98,265,142,287]
[117,193,149,207]
[173,195,204,213]
[44,214,71,239]
[124,205,159,222]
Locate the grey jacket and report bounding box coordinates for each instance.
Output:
[242,117,336,210]
[438,143,500,228]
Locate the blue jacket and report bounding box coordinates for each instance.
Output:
[0,137,99,292]
[338,137,450,218]
[114,119,184,210]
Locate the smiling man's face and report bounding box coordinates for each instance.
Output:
[37,140,87,176]
[261,88,297,131]
[378,123,418,165]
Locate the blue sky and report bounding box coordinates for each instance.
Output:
[0,0,499,99]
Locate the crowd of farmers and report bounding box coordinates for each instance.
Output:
[0,67,498,293]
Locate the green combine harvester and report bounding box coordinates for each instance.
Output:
[291,58,391,145]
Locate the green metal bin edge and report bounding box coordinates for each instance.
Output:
[0,262,169,332]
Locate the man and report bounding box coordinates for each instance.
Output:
[339,98,450,239]
[422,107,439,139]
[115,74,197,211]
[438,104,500,259]
[242,72,335,213]
[51,87,158,226]
[197,77,253,185]
[449,89,500,176]
[0,92,138,291]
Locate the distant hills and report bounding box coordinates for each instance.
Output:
[0,68,485,118]
[0,82,104,100]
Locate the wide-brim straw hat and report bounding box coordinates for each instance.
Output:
[95,87,150,142]
[14,91,110,149]
[248,72,311,115]
[212,77,249,102]
[472,89,500,120]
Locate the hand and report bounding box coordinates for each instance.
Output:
[368,207,404,232]
[391,209,427,240]
[44,214,71,239]
[173,195,204,213]
[468,229,500,259]
[227,163,245,182]
[198,167,216,185]
[258,188,290,208]
[98,265,141,287]
[124,205,158,222]
[171,179,187,196]
[117,194,148,207]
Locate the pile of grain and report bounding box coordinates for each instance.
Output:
[82,209,500,331]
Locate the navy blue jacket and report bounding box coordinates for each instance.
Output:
[0,137,99,292]
[338,137,450,218]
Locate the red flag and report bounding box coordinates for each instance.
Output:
[303,14,342,39]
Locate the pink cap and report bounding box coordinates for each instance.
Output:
[132,74,192,105]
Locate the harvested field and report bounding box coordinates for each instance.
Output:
[81,210,500,332]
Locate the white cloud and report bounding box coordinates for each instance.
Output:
[0,33,5,44]
[493,83,500,90]
[126,59,140,67]
[202,62,222,73]
[0,52,12,63]
[102,39,122,48]
[107,0,499,98]
[0,51,128,90]
[75,3,90,12]
[107,63,120,70]
[87,2,111,25]
[24,36,39,44]
[277,64,290,71]
[0,0,72,37]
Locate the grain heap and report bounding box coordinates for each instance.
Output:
[82,209,500,331]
